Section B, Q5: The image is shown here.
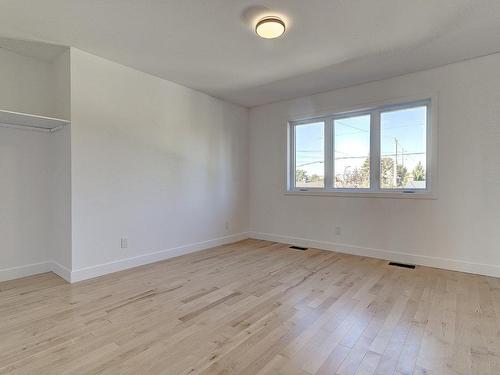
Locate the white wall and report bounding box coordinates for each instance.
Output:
[0,47,54,117]
[0,127,52,280]
[51,49,71,120]
[69,49,248,276]
[0,45,248,282]
[0,44,248,283]
[249,52,500,277]
[49,50,72,271]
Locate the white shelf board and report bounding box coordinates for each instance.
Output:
[0,109,69,131]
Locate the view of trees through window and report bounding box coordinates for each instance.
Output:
[292,102,428,191]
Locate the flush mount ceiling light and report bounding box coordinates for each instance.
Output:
[255,16,286,39]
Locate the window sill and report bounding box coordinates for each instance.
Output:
[285,190,437,199]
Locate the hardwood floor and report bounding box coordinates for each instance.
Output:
[1,239,500,374]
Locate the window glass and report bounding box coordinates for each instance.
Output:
[295,122,324,188]
[334,115,370,188]
[380,106,427,189]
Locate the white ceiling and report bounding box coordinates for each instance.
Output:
[0,0,499,107]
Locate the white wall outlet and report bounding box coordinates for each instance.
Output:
[225,221,229,230]
[335,226,342,236]
[121,237,128,248]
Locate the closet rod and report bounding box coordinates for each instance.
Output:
[0,109,69,132]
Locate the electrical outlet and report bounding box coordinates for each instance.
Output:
[335,226,342,236]
[225,221,229,230]
[121,237,128,248]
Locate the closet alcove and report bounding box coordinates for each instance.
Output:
[0,37,71,281]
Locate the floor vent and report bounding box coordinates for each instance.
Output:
[290,246,308,251]
[389,262,416,269]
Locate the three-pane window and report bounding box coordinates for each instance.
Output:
[289,100,432,196]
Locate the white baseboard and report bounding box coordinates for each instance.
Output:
[69,232,250,283]
[51,261,72,282]
[4,231,496,284]
[248,231,500,278]
[0,233,249,284]
[0,261,52,282]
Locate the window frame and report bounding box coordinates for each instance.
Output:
[287,97,436,199]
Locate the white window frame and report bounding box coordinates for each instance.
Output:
[287,97,437,199]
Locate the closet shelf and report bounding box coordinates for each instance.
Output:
[0,109,69,131]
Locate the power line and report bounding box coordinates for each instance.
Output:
[333,151,425,161]
[296,160,324,167]
[335,120,369,133]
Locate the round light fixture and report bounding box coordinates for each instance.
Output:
[255,16,286,39]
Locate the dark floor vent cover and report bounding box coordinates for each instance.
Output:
[389,262,416,269]
[290,246,308,251]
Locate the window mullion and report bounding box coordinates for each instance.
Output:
[324,118,333,189]
[289,124,296,190]
[425,103,432,193]
[370,110,381,191]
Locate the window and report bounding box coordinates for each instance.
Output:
[288,99,433,197]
